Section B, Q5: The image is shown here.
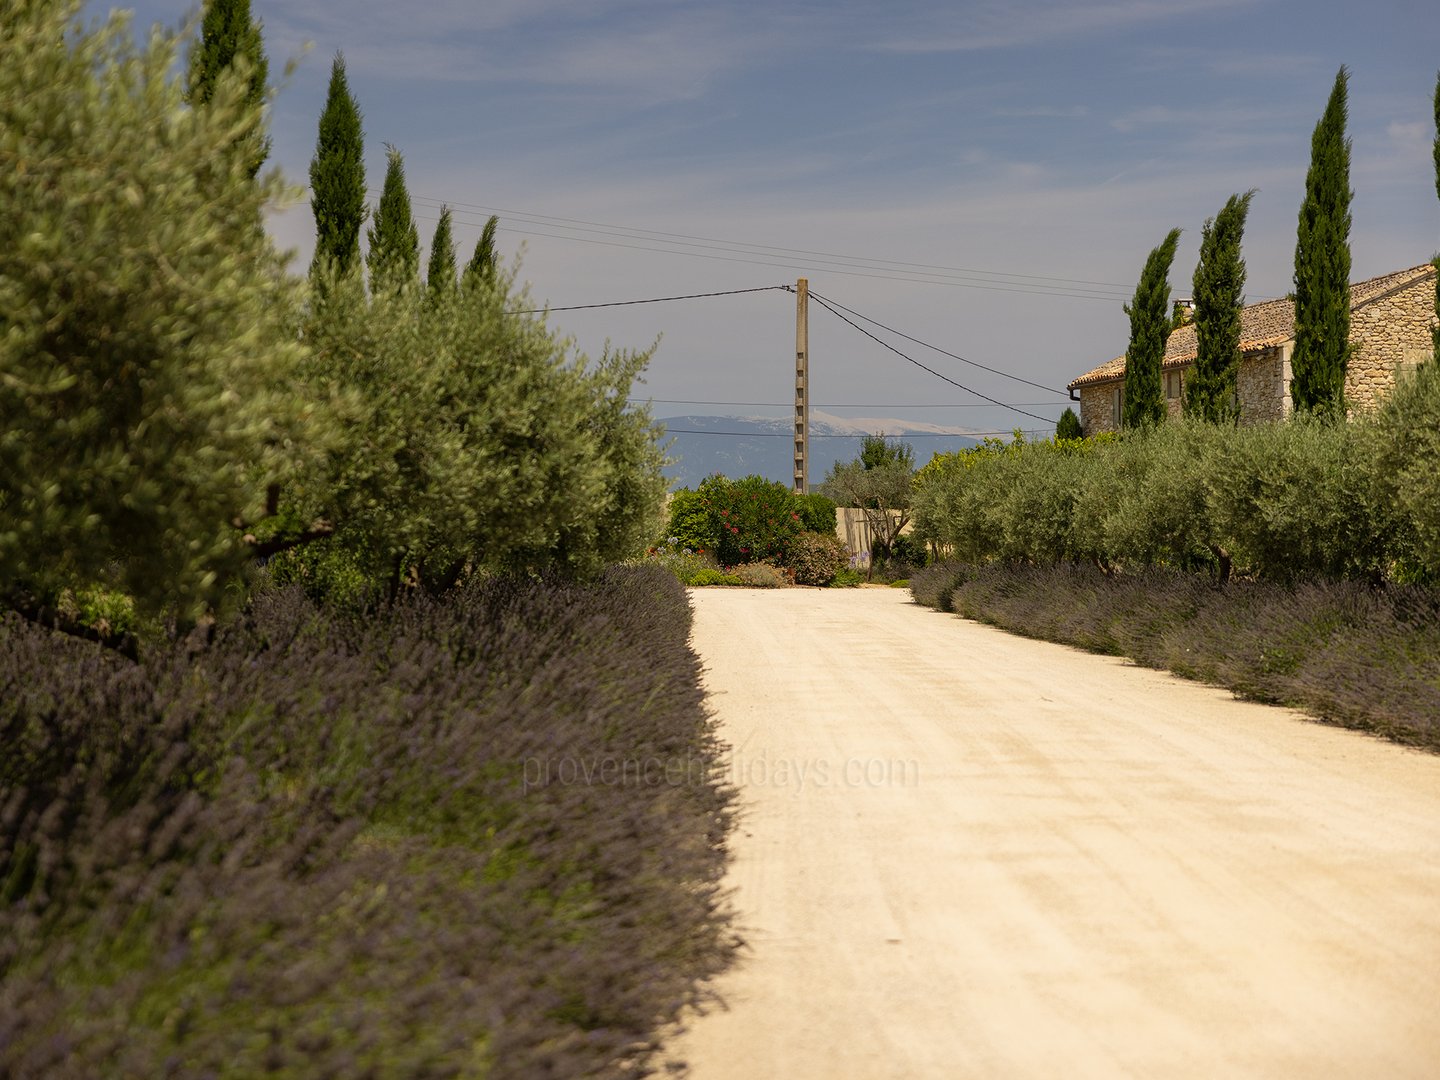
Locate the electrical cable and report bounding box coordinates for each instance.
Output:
[632,398,1059,408]
[663,428,1033,439]
[503,284,788,315]
[805,290,1067,396]
[388,195,1136,301]
[803,292,1054,424]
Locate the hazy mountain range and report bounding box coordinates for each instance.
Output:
[656,411,982,490]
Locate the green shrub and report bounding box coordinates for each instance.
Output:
[1056,407,1084,440]
[1207,417,1389,582]
[688,567,742,586]
[0,2,319,620]
[796,492,838,534]
[830,568,865,587]
[879,532,929,570]
[663,486,717,556]
[1371,362,1440,579]
[1090,422,1223,573]
[785,531,848,586]
[729,562,792,588]
[913,419,1405,587]
[296,272,667,594]
[707,475,804,566]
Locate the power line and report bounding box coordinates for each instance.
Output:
[387,193,1136,302]
[397,190,1136,295]
[504,284,788,315]
[633,398,1060,408]
[663,428,1029,439]
[803,291,1054,424]
[805,290,1067,396]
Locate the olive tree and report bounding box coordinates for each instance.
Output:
[820,436,916,578]
[0,2,319,634]
[285,263,666,596]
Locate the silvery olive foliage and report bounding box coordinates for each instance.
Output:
[0,1,324,620]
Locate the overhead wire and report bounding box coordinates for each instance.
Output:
[662,428,1038,439]
[404,191,1133,291]
[504,284,788,315]
[387,190,1139,302]
[805,290,1067,396]
[631,398,1059,408]
[801,290,1055,424]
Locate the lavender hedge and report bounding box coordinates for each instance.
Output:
[911,561,1440,749]
[0,564,735,1077]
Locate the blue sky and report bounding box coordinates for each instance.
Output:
[94,0,1438,436]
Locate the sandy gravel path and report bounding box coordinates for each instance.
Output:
[672,587,1440,1079]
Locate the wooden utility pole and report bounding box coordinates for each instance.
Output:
[794,277,809,494]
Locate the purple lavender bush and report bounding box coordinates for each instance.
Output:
[0,565,736,1077]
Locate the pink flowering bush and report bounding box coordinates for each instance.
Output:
[699,475,805,567]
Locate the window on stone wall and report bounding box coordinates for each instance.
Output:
[1165,371,1181,399]
[1398,348,1429,385]
[1112,385,1124,423]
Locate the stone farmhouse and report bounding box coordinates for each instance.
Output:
[1067,263,1438,434]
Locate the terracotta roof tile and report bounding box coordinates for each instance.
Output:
[1067,263,1436,390]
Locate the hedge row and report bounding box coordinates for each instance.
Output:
[912,364,1440,584]
[909,561,1440,748]
[0,565,735,1077]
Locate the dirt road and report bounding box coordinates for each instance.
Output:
[672,587,1440,1079]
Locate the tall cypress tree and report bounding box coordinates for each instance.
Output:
[427,206,457,297]
[464,215,501,286]
[1432,70,1439,365]
[1122,228,1182,429]
[1292,66,1353,417]
[185,0,270,178]
[1186,190,1255,423]
[309,53,366,280]
[1055,407,1083,440]
[366,145,420,290]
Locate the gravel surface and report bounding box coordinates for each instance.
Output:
[672,587,1440,1079]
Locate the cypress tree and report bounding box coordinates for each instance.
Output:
[1122,228,1182,429]
[309,53,366,280]
[464,215,501,286]
[185,0,270,177]
[1291,66,1353,417]
[427,206,457,297]
[366,145,420,290]
[1186,190,1255,423]
[1432,70,1439,365]
[1055,407,1083,440]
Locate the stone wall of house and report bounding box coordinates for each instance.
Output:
[1237,346,1290,423]
[1164,366,1187,420]
[1074,270,1437,434]
[1346,277,1436,411]
[1077,383,1116,435]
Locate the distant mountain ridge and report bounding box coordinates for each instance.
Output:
[656,412,981,489]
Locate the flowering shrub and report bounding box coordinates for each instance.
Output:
[646,536,719,585]
[729,561,792,588]
[706,475,804,566]
[785,530,849,586]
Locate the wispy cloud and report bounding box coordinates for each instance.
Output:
[876,0,1259,54]
[992,105,1092,119]
[265,0,783,105]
